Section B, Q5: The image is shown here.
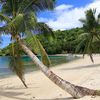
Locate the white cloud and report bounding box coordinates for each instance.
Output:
[55,4,73,11]
[38,0,100,30]
[0,21,6,27]
[1,34,11,38]
[47,7,85,30]
[38,17,49,22]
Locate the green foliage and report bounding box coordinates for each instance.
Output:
[36,38,51,67]
[1,26,100,56]
[24,31,51,67]
[77,9,100,62]
[18,0,55,13]
[38,28,84,54]
[1,0,55,15]
[2,28,88,55]
[9,42,27,87]
[0,0,55,87]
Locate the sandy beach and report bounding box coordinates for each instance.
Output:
[0,55,100,100]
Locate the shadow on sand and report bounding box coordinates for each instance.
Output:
[0,85,41,100]
[0,87,73,100]
[0,90,28,100]
[60,63,100,71]
[35,97,73,100]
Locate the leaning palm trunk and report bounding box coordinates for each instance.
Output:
[18,40,100,99]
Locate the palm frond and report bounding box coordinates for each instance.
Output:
[77,33,89,39]
[9,14,24,29]
[75,39,86,53]
[9,42,27,88]
[86,36,94,62]
[75,33,89,53]
[18,0,55,13]
[0,13,11,22]
[24,31,40,54]
[75,32,94,62]
[79,19,86,24]
[0,25,11,35]
[24,31,51,67]
[3,12,37,34]
[98,13,100,24]
[0,13,11,34]
[24,12,37,30]
[36,22,55,40]
[1,0,13,16]
[1,14,25,34]
[36,38,51,67]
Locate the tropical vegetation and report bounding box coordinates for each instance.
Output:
[0,27,83,55]
[1,27,100,55]
[76,9,100,62]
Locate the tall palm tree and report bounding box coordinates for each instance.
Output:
[76,9,100,61]
[0,1,100,99]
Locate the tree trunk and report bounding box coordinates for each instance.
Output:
[18,40,100,99]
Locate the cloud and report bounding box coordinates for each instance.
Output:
[38,0,100,30]
[47,7,85,30]
[0,21,6,27]
[38,17,49,22]
[55,4,73,11]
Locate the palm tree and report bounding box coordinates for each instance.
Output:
[76,9,100,61]
[0,1,100,99]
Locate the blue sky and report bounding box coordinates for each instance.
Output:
[38,0,93,21]
[1,0,100,48]
[38,0,100,30]
[56,0,93,7]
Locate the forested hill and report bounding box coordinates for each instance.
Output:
[0,27,100,56]
[39,27,84,54]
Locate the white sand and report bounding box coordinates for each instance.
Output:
[0,55,100,100]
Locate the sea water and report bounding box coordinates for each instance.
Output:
[0,55,77,75]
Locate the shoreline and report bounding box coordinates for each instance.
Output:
[0,54,81,76]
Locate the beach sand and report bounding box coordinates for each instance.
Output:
[0,55,100,100]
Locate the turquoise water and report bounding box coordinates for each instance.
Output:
[0,55,78,75]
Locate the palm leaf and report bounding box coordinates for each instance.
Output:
[0,25,11,35]
[76,32,94,62]
[79,19,86,24]
[0,13,11,34]
[75,39,86,53]
[24,12,37,30]
[0,13,11,22]
[24,31,51,67]
[24,30,39,53]
[0,14,26,33]
[86,36,94,62]
[18,0,55,13]
[9,42,27,88]
[75,33,89,53]
[36,38,51,67]
[2,12,37,34]
[36,22,55,41]
[8,14,24,30]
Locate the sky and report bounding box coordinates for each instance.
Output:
[38,0,100,30]
[1,0,100,48]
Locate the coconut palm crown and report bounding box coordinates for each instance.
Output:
[76,9,100,62]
